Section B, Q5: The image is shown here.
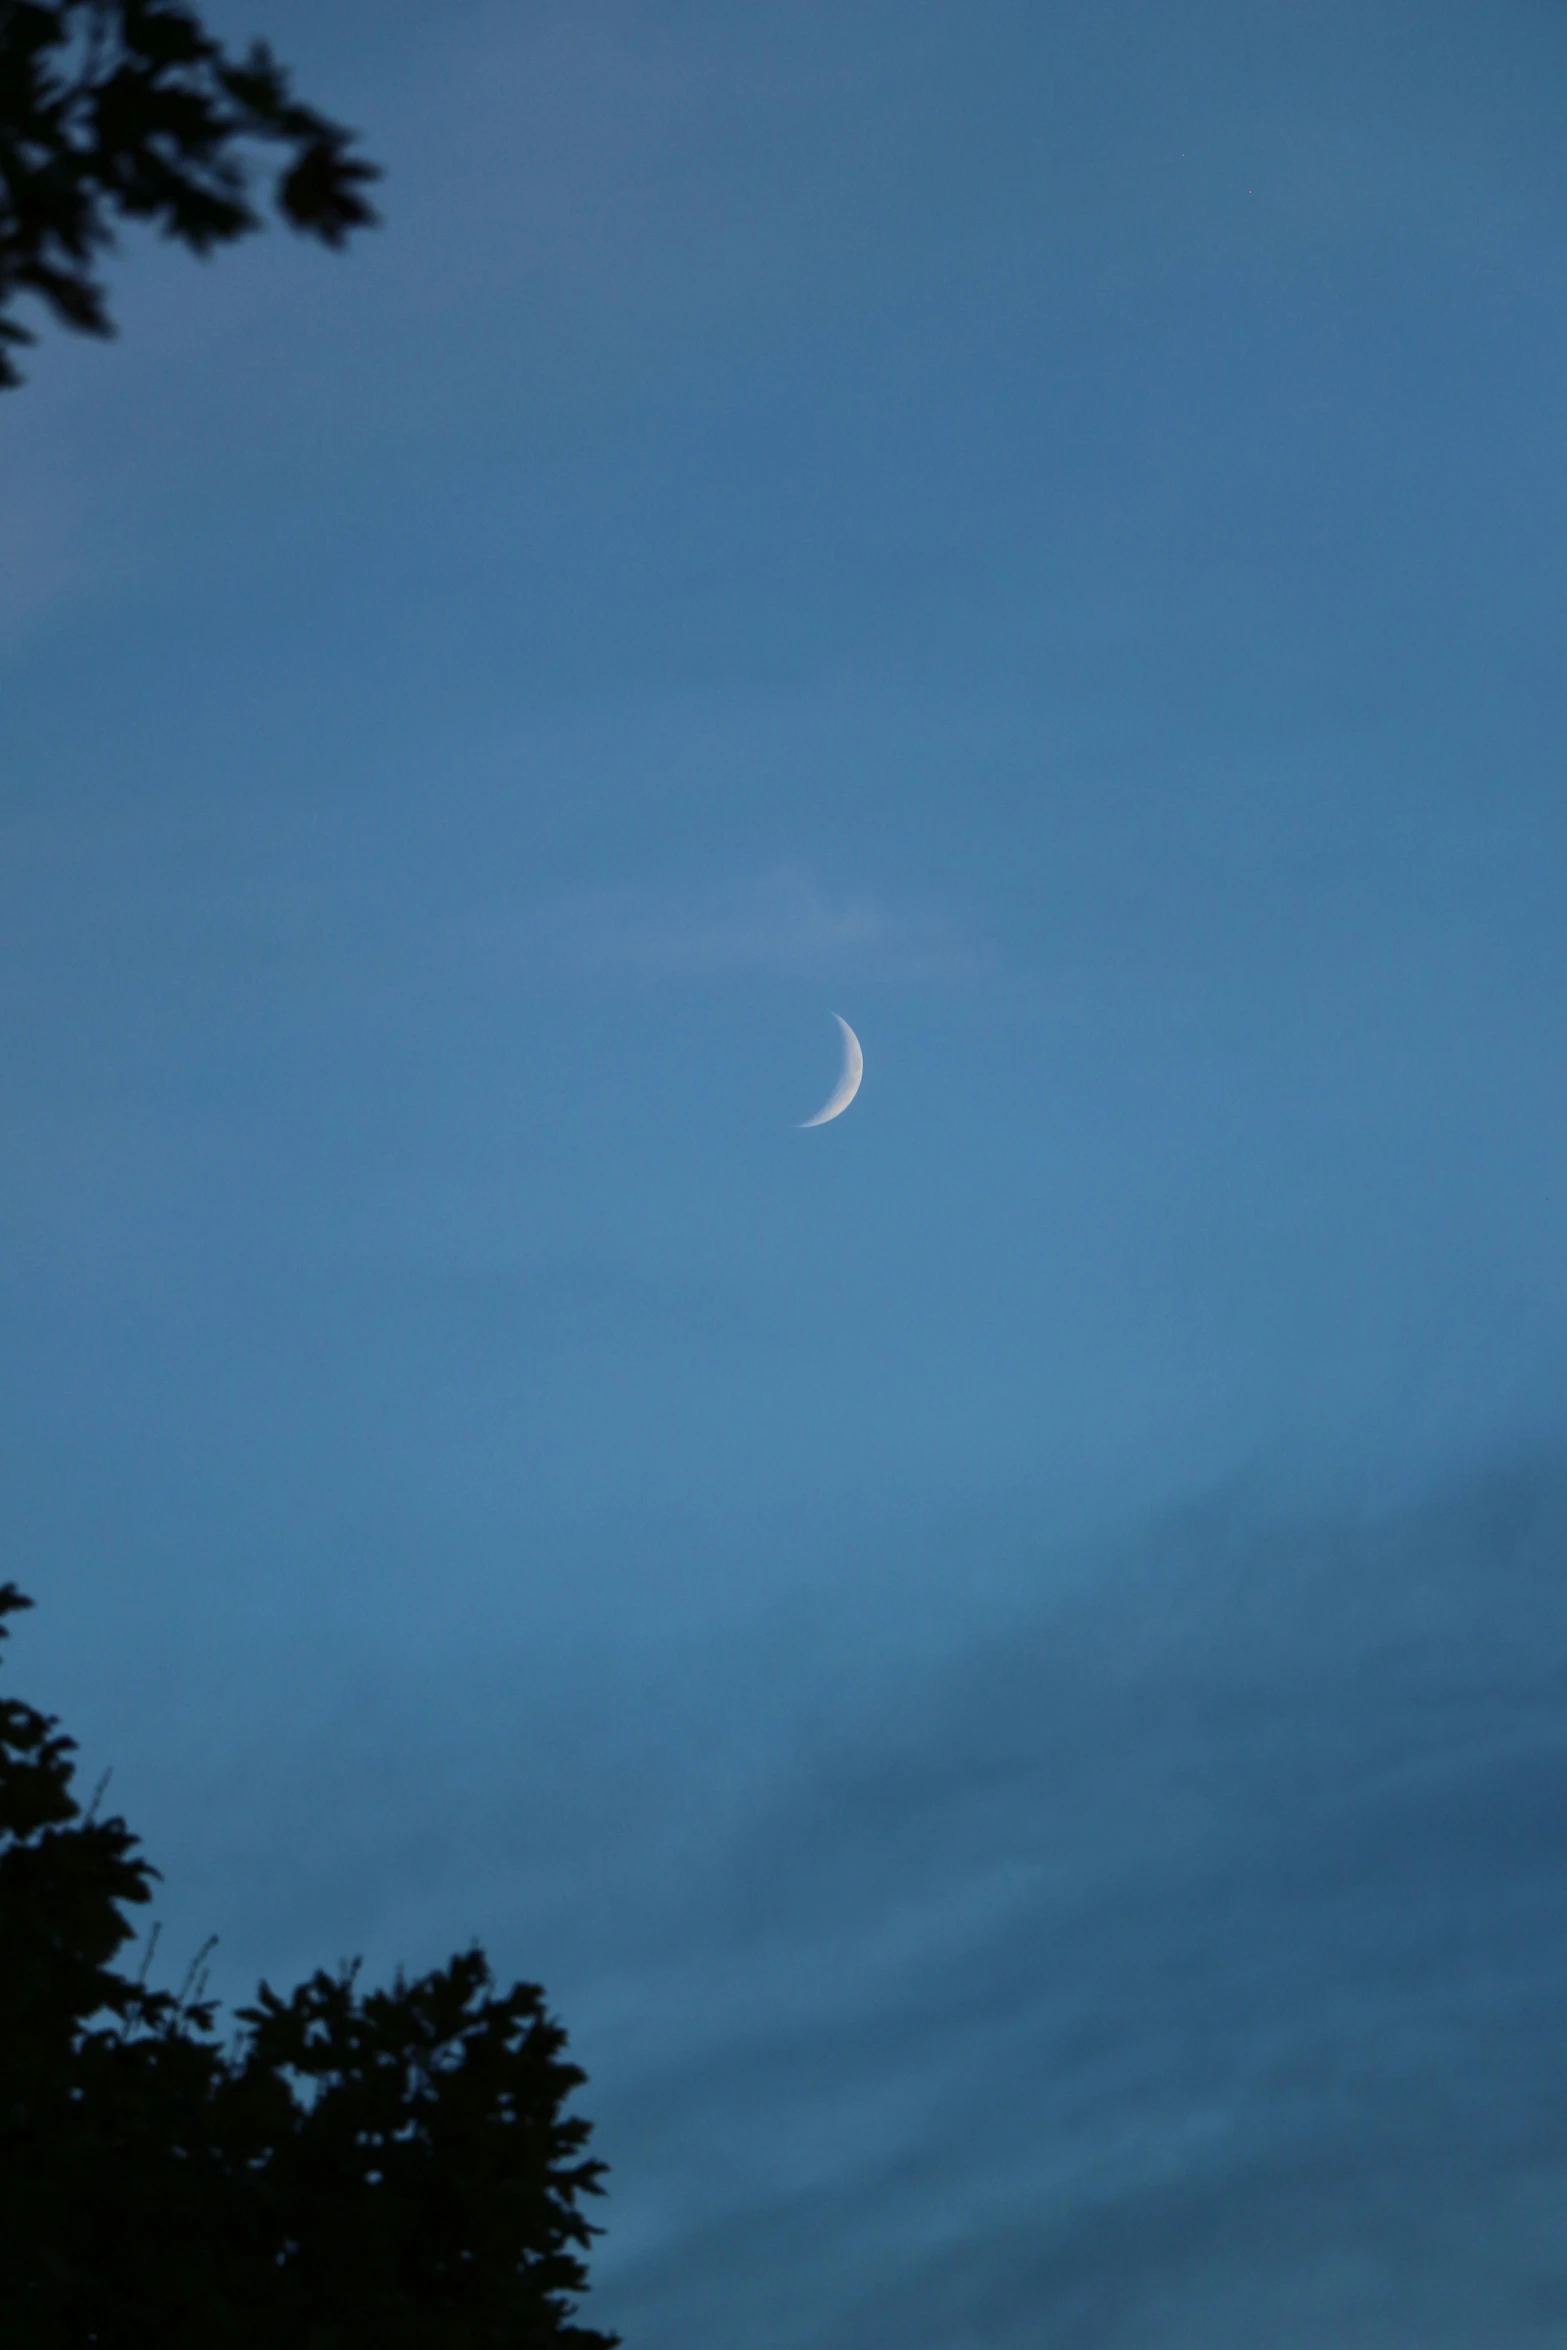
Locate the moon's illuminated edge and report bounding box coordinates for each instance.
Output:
[799,1013,864,1127]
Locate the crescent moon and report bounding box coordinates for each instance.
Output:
[799,1013,864,1128]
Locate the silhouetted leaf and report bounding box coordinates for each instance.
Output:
[0,0,380,385]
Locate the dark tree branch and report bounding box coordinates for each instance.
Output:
[0,0,379,385]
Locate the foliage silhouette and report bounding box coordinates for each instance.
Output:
[0,0,379,386]
[0,1583,618,2349]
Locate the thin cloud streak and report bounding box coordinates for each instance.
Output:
[578,1462,1567,2348]
[477,869,987,982]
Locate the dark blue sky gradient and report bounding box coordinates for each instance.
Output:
[7,2,1567,2339]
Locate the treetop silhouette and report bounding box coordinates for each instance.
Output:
[0,1582,618,2348]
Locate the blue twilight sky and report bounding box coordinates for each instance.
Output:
[9,0,1567,2339]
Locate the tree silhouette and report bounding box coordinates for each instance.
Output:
[0,1583,619,2348]
[0,0,379,387]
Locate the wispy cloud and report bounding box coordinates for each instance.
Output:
[0,474,93,646]
[575,1463,1567,2348]
[490,869,986,983]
